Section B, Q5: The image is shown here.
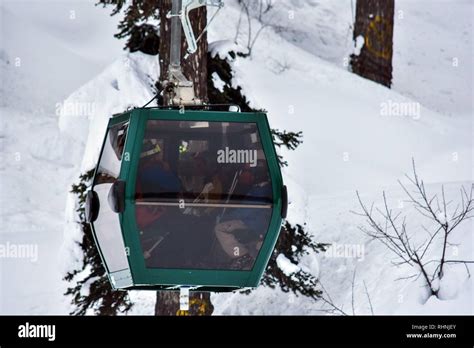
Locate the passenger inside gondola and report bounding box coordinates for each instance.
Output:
[214,169,272,269]
[135,120,273,271]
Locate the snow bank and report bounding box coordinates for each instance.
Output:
[276,254,301,276]
[58,52,158,172]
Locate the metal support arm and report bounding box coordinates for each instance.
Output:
[165,0,223,106]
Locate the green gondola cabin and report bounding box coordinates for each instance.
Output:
[86,108,287,292]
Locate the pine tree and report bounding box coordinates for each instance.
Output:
[97,0,160,55]
[261,223,327,299]
[350,0,395,87]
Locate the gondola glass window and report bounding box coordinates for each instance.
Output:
[135,120,273,271]
[93,122,130,273]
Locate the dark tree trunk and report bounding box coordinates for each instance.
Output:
[155,1,213,316]
[350,0,394,88]
[158,0,208,105]
[155,291,214,316]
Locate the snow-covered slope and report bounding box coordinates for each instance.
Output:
[0,0,123,314]
[1,0,472,315]
[242,0,473,117]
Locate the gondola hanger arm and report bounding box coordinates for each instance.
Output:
[165,0,224,106]
[167,0,224,56]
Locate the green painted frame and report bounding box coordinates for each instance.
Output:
[93,108,284,291]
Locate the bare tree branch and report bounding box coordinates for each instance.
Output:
[235,0,285,56]
[363,281,374,315]
[318,281,348,316]
[354,159,473,298]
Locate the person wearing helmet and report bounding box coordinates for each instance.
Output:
[138,139,182,198]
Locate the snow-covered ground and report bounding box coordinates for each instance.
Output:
[1,0,472,315]
[0,0,122,314]
[257,0,473,117]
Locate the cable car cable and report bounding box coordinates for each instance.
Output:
[141,94,158,108]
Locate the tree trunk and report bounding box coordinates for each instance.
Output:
[155,1,213,316]
[350,0,394,88]
[158,0,208,105]
[155,291,214,316]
